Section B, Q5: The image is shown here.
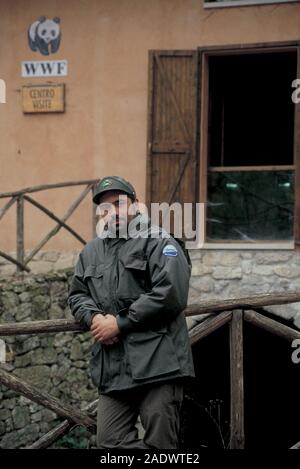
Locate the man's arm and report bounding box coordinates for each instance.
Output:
[68,253,102,331]
[116,238,191,334]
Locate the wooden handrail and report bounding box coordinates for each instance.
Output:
[0,180,99,272]
[184,290,300,316]
[0,291,300,337]
[0,179,99,198]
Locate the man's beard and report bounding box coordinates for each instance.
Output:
[107,216,128,237]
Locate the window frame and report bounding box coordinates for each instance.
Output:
[198,41,300,250]
[203,0,300,9]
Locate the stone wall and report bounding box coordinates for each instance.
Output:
[0,271,98,449]
[187,249,300,329]
[0,251,80,277]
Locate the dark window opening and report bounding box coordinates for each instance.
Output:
[208,52,296,167]
[206,51,297,242]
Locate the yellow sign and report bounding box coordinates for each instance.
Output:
[22,84,65,113]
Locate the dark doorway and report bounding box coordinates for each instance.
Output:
[181,317,300,449]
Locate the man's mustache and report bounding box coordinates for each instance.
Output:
[107,215,127,224]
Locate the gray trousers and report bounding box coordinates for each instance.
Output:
[97,380,184,449]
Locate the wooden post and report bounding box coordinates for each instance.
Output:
[229,310,245,449]
[16,195,24,271]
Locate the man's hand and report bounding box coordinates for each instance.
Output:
[91,314,120,345]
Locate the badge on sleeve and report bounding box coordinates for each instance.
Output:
[162,244,178,257]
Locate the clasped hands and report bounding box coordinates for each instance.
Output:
[91,313,120,345]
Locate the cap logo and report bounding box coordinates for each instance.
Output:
[101,179,113,188]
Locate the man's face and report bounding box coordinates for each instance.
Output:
[97,190,137,235]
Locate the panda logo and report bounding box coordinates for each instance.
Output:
[28,16,61,56]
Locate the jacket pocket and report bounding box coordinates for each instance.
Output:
[89,341,103,388]
[83,265,103,281]
[118,255,147,300]
[83,265,104,307]
[124,328,180,382]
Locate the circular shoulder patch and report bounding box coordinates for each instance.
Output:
[162,244,178,257]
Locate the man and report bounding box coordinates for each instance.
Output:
[68,176,195,449]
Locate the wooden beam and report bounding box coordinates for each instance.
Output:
[1,288,300,336]
[16,195,24,272]
[0,249,30,273]
[27,399,98,449]
[189,310,232,345]
[0,179,99,198]
[0,196,17,221]
[24,184,93,265]
[0,366,96,432]
[185,290,300,317]
[23,195,86,245]
[244,310,300,342]
[209,165,295,172]
[0,319,83,336]
[229,310,245,449]
[290,439,300,449]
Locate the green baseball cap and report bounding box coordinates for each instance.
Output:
[92,176,136,205]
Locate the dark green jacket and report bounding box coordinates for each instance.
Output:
[68,220,195,394]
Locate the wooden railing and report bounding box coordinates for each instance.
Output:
[0,180,99,272]
[0,291,300,449]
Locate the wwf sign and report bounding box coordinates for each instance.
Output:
[22,16,66,78]
[28,16,61,56]
[21,60,68,77]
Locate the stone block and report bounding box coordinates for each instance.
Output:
[273,265,300,278]
[48,304,65,319]
[30,261,54,275]
[70,341,84,361]
[54,253,76,271]
[14,365,51,391]
[255,252,292,264]
[19,291,31,302]
[12,406,30,430]
[212,267,242,280]
[191,263,213,276]
[252,265,275,276]
[42,251,60,262]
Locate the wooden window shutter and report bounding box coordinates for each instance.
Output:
[146,50,199,234]
[294,46,300,252]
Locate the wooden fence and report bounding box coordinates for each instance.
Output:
[0,291,300,449]
[0,180,99,272]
